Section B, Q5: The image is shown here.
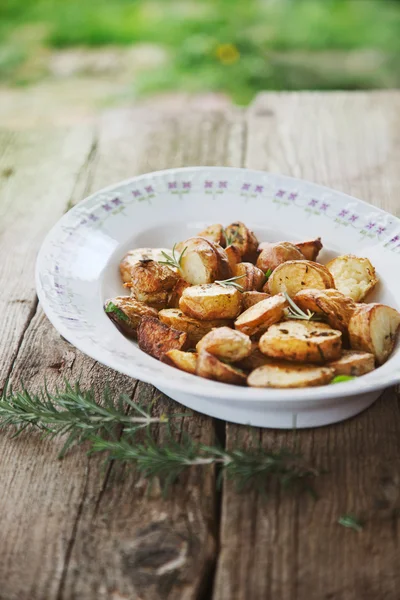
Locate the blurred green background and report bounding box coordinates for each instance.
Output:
[1,0,400,105]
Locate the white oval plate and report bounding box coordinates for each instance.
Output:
[36,167,400,428]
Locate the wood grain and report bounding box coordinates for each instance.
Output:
[213,92,400,600]
[0,107,245,600]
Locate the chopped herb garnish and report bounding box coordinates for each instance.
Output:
[224,228,239,246]
[105,302,129,322]
[265,268,272,281]
[330,375,357,384]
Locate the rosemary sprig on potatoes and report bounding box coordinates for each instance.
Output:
[284,292,323,321]
[215,275,245,291]
[159,243,187,272]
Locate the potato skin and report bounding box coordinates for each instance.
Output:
[237,341,270,371]
[327,350,375,376]
[294,238,323,261]
[138,316,188,360]
[267,260,334,297]
[197,223,226,246]
[248,361,334,388]
[196,351,247,385]
[196,327,252,362]
[234,262,265,291]
[179,237,232,285]
[256,242,304,272]
[242,291,271,311]
[225,221,259,262]
[161,350,197,375]
[159,308,232,346]
[326,254,378,302]
[129,260,178,308]
[120,248,172,284]
[180,284,242,320]
[234,294,288,337]
[225,244,242,271]
[259,321,342,364]
[348,303,400,364]
[168,278,192,308]
[294,288,356,334]
[104,296,158,338]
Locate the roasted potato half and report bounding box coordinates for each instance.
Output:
[196,327,252,362]
[256,242,304,272]
[235,294,288,337]
[180,283,242,320]
[129,260,178,308]
[120,248,172,284]
[248,361,334,388]
[225,244,242,271]
[328,350,375,376]
[159,308,232,345]
[138,316,188,360]
[259,321,342,364]
[224,221,259,262]
[104,296,158,338]
[294,289,356,333]
[161,350,198,375]
[179,237,232,285]
[294,238,323,261]
[167,278,192,309]
[197,223,226,246]
[267,260,334,297]
[242,291,271,311]
[237,341,270,371]
[348,303,400,364]
[326,254,378,302]
[234,262,265,291]
[196,351,247,385]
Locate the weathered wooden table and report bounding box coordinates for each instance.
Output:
[1,91,400,600]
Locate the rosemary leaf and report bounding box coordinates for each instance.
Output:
[215,275,245,291]
[338,514,363,532]
[331,375,356,384]
[284,292,324,321]
[265,268,272,281]
[158,244,187,271]
[105,302,129,322]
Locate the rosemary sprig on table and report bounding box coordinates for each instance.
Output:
[0,381,319,496]
[159,244,187,271]
[215,275,245,291]
[284,292,324,322]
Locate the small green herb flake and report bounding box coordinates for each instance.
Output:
[105,302,129,322]
[265,268,272,281]
[331,375,356,384]
[338,514,363,532]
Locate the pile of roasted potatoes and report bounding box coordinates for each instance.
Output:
[105,222,400,388]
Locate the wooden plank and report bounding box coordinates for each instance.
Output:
[213,91,400,600]
[0,107,245,600]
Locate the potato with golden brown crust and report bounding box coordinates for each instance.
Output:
[138,316,188,360]
[348,303,400,364]
[167,278,192,309]
[293,238,323,261]
[248,361,334,388]
[294,288,356,334]
[267,260,334,297]
[180,283,242,320]
[196,351,247,385]
[196,327,252,362]
[179,237,232,285]
[327,350,375,376]
[225,244,242,271]
[326,255,378,302]
[234,262,265,291]
[259,321,342,364]
[242,291,271,311]
[237,342,270,371]
[104,296,158,338]
[224,221,259,262]
[161,350,198,374]
[197,223,226,246]
[129,259,179,308]
[256,242,304,273]
[234,294,288,337]
[120,248,173,284]
[159,308,232,346]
